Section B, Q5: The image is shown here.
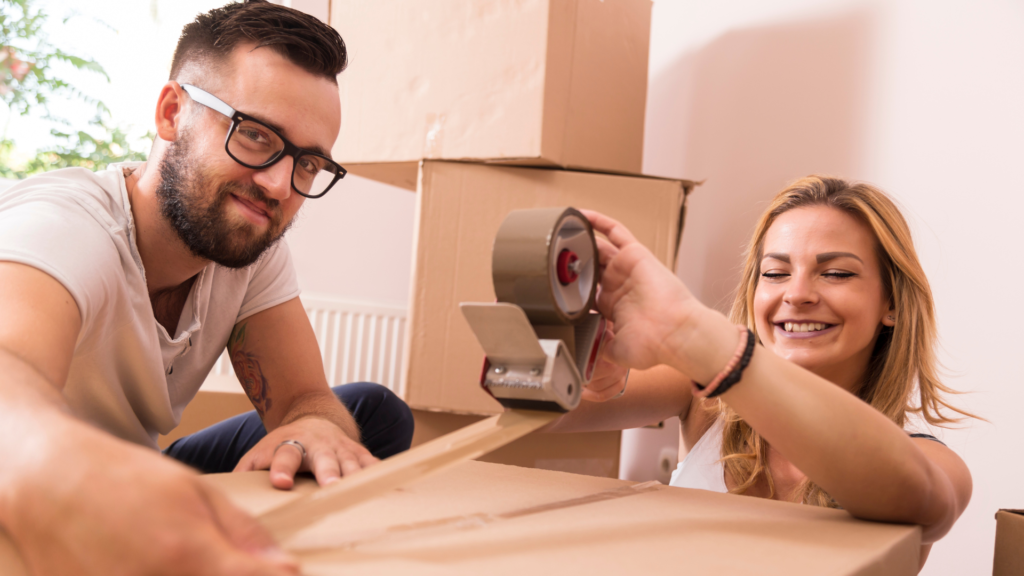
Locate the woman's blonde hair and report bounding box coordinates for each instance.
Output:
[716,175,971,507]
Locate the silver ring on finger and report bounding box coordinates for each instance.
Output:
[612,369,630,400]
[275,439,307,460]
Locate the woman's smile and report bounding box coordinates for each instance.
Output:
[774,321,839,339]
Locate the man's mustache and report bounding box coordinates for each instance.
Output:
[220,182,282,220]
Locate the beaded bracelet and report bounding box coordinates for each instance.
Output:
[691,326,756,399]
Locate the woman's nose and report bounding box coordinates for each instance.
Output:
[783,274,818,307]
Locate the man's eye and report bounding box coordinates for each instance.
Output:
[239,128,269,144]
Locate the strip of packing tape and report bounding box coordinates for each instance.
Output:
[287,481,665,554]
[260,410,560,544]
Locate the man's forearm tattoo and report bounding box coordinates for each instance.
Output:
[228,322,273,418]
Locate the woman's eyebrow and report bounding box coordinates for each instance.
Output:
[762,252,790,263]
[817,251,863,263]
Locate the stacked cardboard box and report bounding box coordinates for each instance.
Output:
[994,509,1024,575]
[328,0,697,478]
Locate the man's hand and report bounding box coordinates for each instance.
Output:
[5,417,299,576]
[226,298,381,489]
[235,416,379,489]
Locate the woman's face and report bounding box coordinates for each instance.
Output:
[753,206,894,389]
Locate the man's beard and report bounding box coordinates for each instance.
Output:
[156,131,292,269]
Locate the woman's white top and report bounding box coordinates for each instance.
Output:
[669,417,728,493]
[669,417,944,494]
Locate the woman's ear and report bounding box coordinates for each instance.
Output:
[882,308,896,327]
[154,81,186,142]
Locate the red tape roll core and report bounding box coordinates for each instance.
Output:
[557,249,579,286]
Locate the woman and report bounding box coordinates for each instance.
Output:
[548,175,972,568]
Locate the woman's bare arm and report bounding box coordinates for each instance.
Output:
[544,364,692,433]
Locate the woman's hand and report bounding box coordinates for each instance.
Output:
[582,210,704,372]
[581,327,630,402]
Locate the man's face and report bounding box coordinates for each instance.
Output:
[157,44,342,269]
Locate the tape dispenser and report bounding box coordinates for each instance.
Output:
[461,207,607,413]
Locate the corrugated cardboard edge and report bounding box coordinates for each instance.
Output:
[994,509,1024,576]
[844,525,921,576]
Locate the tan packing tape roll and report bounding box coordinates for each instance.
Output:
[492,207,599,326]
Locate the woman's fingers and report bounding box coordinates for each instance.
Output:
[580,209,641,250]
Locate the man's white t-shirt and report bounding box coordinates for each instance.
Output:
[0,163,300,448]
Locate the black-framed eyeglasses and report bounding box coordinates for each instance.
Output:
[180,83,346,199]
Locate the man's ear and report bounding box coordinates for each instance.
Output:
[154,81,186,142]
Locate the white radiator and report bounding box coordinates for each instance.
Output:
[205,294,408,391]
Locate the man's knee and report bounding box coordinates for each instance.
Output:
[333,382,414,457]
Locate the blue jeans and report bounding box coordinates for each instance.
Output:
[164,382,414,474]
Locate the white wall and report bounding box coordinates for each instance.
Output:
[287,174,415,308]
[643,1,1024,573]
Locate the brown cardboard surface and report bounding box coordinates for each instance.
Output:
[0,462,920,575]
[261,410,560,543]
[330,0,651,175]
[412,408,621,478]
[402,161,688,415]
[346,161,419,192]
[273,461,919,575]
[994,509,1024,576]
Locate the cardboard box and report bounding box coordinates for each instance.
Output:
[412,409,620,478]
[161,389,621,479]
[400,160,693,415]
[330,0,652,176]
[0,461,920,575]
[994,509,1024,575]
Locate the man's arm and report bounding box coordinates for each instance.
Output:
[0,262,297,576]
[229,297,377,489]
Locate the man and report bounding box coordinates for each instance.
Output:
[0,2,413,574]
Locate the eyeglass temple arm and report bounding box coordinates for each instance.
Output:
[180,84,236,119]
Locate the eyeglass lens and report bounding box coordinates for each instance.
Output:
[228,119,340,197]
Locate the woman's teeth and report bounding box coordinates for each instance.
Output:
[783,322,829,333]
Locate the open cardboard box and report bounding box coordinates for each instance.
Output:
[0,460,920,575]
[330,0,652,178]
[994,509,1024,575]
[398,160,694,416]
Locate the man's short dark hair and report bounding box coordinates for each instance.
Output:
[170,0,347,83]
